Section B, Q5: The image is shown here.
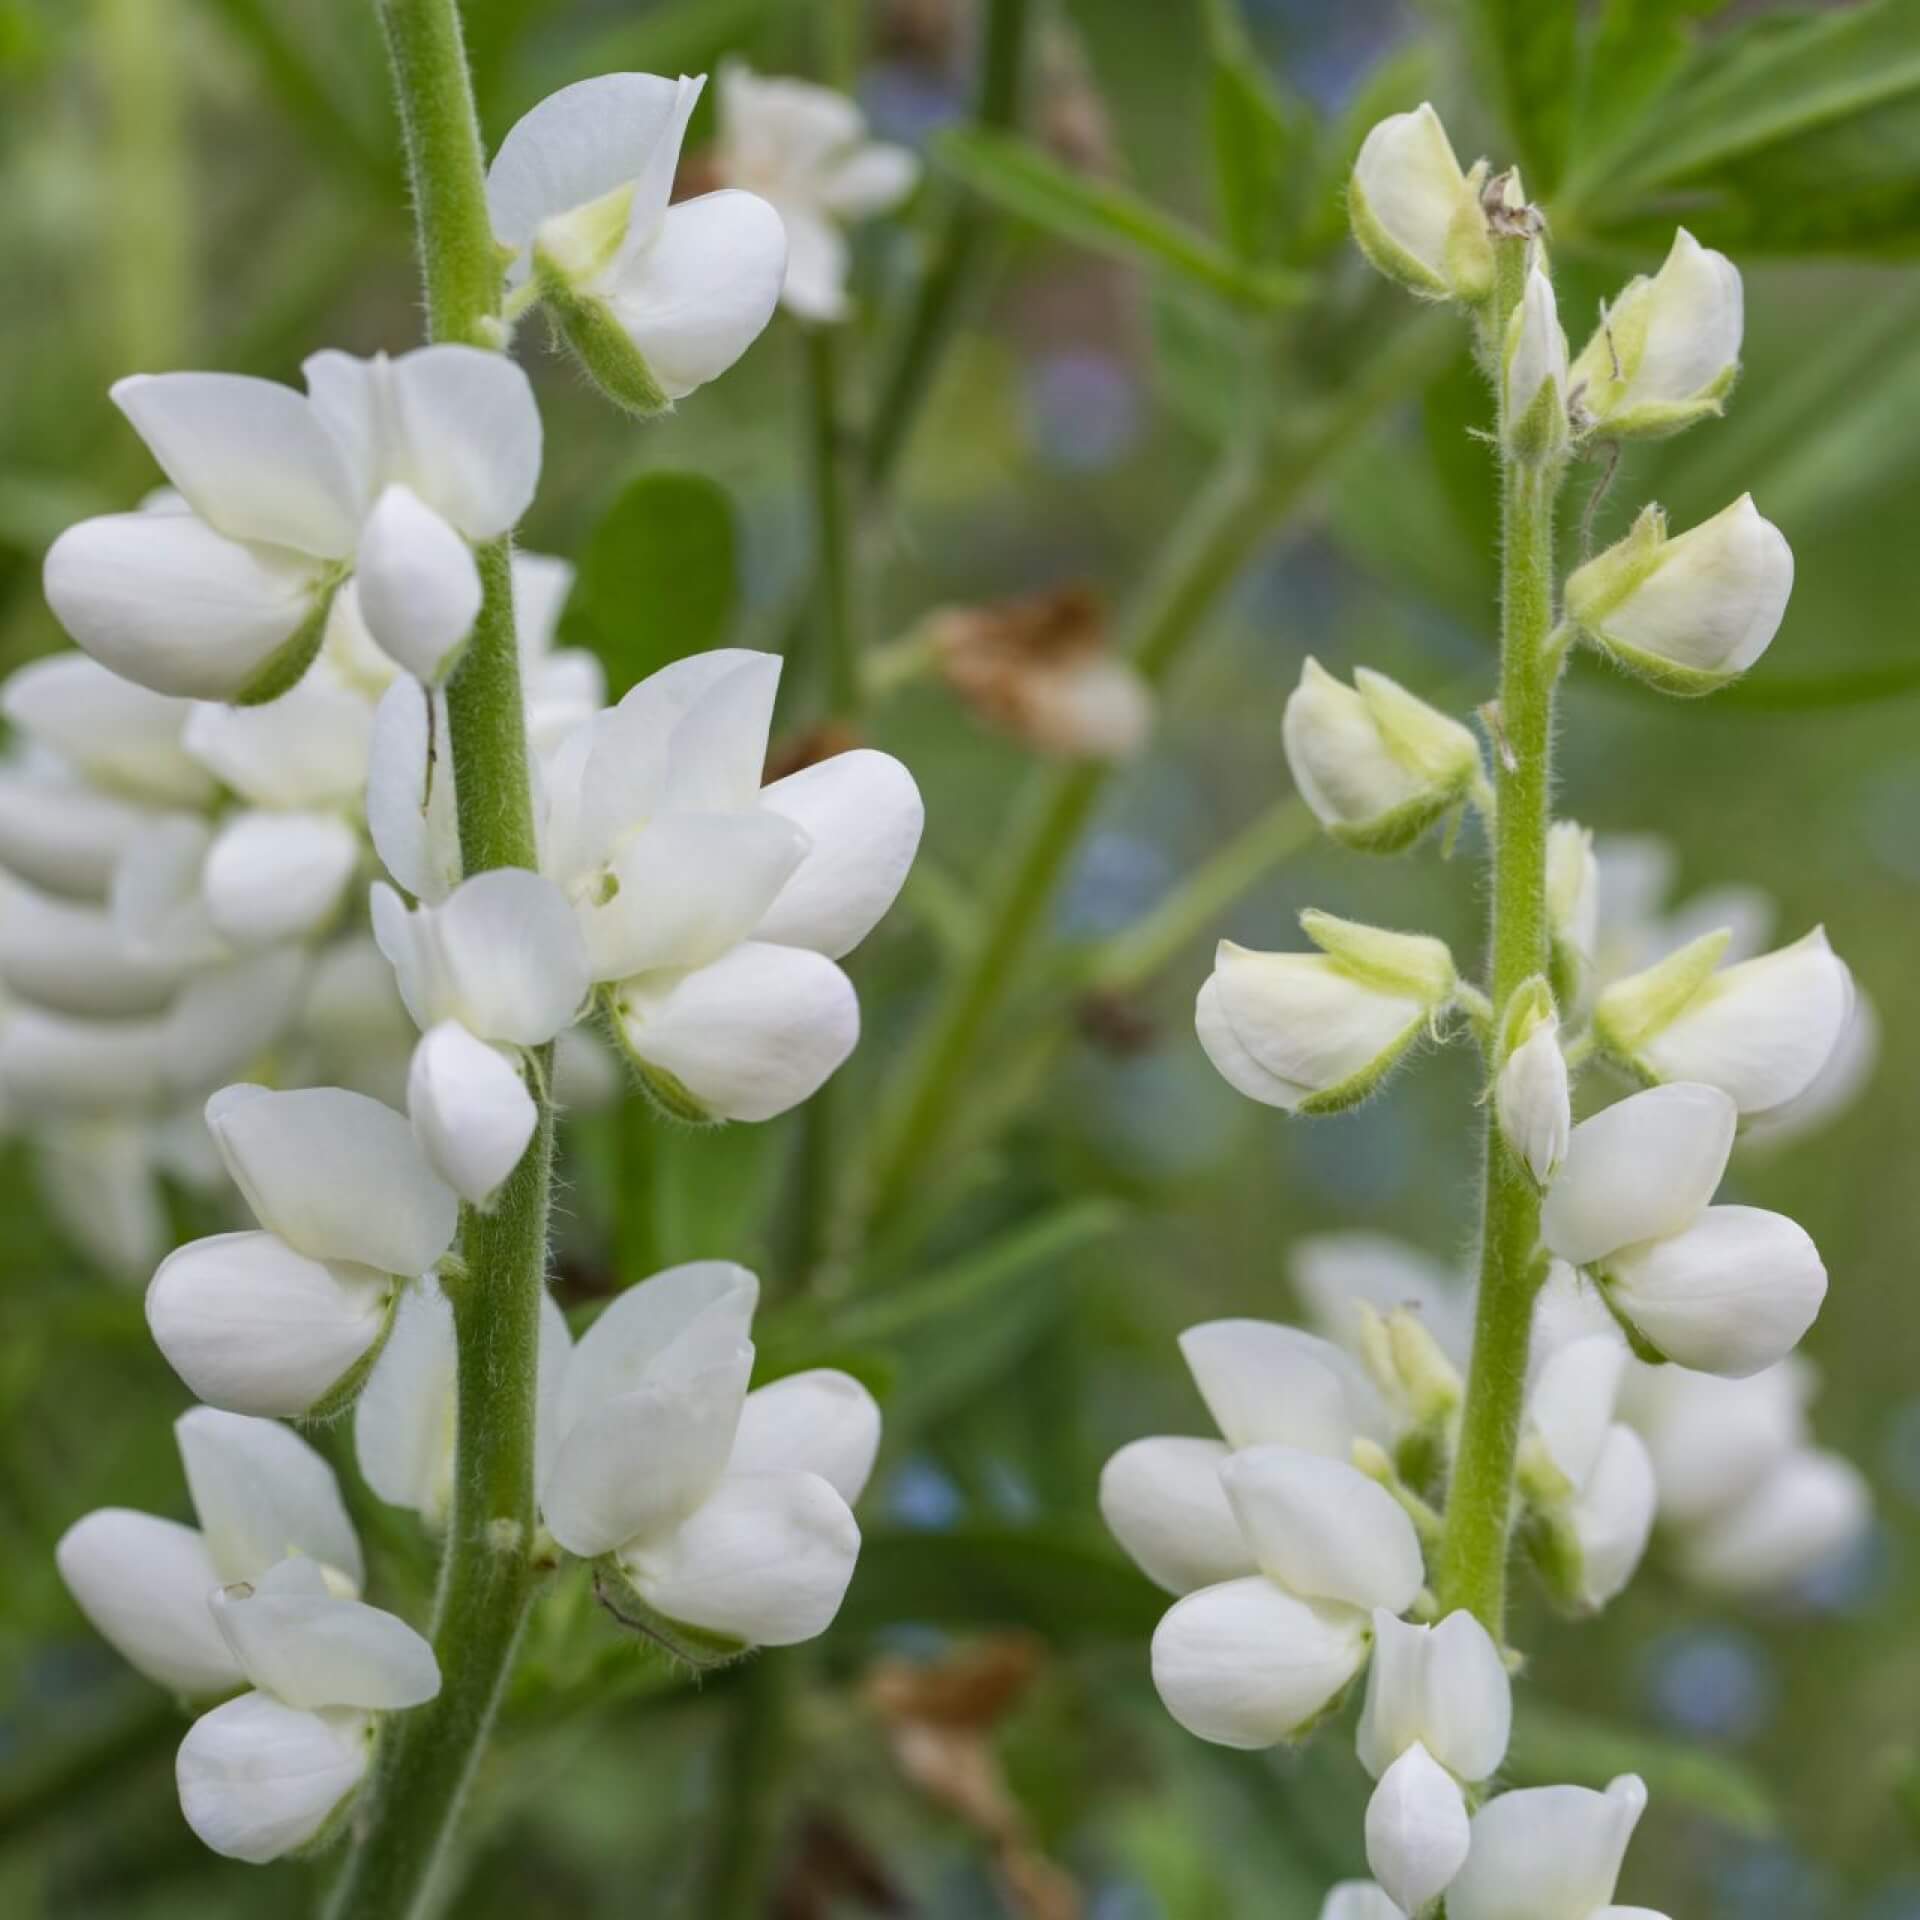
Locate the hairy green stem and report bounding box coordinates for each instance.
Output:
[1435,239,1560,1637]
[328,4,550,1912]
[702,1651,803,1917]
[805,326,863,722]
[860,317,1449,1236]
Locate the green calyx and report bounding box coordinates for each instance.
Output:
[306,1284,401,1419]
[234,573,345,707]
[1592,926,1730,1061]
[591,1558,748,1672]
[1347,174,1454,301]
[1293,1009,1432,1116]
[1301,908,1458,1004]
[533,250,670,419]
[1326,789,1466,856]
[601,988,722,1126]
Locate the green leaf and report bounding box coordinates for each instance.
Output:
[1508,1701,1777,1834]
[839,1527,1164,1639]
[1295,41,1436,260]
[933,128,1309,308]
[560,471,739,696]
[1203,0,1308,264]
[1465,0,1579,193]
[1573,0,1920,254]
[1570,0,1728,181]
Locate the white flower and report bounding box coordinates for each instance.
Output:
[1102,1321,1421,1749]
[57,1407,361,1700]
[1497,1012,1570,1184]
[538,1262,878,1647]
[355,1275,572,1528]
[1570,228,1741,439]
[1565,496,1793,693]
[147,1084,459,1414]
[1547,820,1600,986]
[1196,913,1458,1113]
[1348,103,1493,304]
[1447,1774,1666,1920]
[43,348,541,699]
[1366,1741,1471,1916]
[1675,1448,1870,1594]
[1357,1609,1511,1783]
[2,653,214,806]
[713,63,919,323]
[1540,1084,1825,1377]
[372,867,591,1202]
[1282,658,1480,852]
[0,868,191,1017]
[487,72,787,411]
[1596,926,1852,1117]
[1503,267,1570,464]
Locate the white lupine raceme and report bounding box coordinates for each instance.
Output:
[1565,495,1793,692]
[712,63,919,323]
[1196,913,1458,1113]
[1348,103,1493,304]
[1503,266,1570,463]
[487,73,787,411]
[58,1409,433,1864]
[1540,1083,1825,1376]
[147,1084,458,1414]
[539,1263,878,1647]
[1570,228,1742,438]
[1596,925,1851,1117]
[1446,1774,1667,1920]
[43,348,541,698]
[1282,658,1481,851]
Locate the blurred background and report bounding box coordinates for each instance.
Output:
[3,0,1920,1913]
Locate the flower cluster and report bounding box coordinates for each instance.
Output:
[1100,100,1868,1918]
[43,61,920,1867]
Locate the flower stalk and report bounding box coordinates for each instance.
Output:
[1434,228,1562,1636]
[325,2,550,1910]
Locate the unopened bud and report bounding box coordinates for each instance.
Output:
[1502,267,1570,465]
[1495,981,1570,1185]
[1348,104,1493,304]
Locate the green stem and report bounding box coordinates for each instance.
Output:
[805,325,862,721]
[328,4,551,1913]
[701,1651,802,1917]
[863,0,1030,489]
[1435,241,1561,1638]
[860,317,1449,1236]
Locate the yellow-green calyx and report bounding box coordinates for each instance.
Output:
[1301,908,1458,1005]
[1592,927,1732,1065]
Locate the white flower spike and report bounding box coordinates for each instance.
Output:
[44,349,541,699]
[713,63,920,323]
[488,73,787,412]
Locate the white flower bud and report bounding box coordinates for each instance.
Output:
[1598,1204,1826,1378]
[1503,268,1570,464]
[1676,1448,1870,1594]
[1570,228,1742,439]
[1348,103,1493,304]
[1597,926,1851,1116]
[147,1230,393,1417]
[406,1020,536,1206]
[1566,495,1792,693]
[176,1695,373,1864]
[1282,658,1480,852]
[1195,913,1457,1114]
[1366,1743,1471,1917]
[1497,1005,1570,1185]
[351,484,482,684]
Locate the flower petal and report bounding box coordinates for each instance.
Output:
[1357,1608,1511,1784]
[148,1230,392,1417]
[662,652,784,814]
[111,372,360,556]
[1366,1744,1470,1918]
[354,1276,458,1524]
[614,941,858,1122]
[204,810,361,947]
[621,1469,859,1646]
[729,1369,881,1504]
[384,347,544,539]
[1447,1775,1647,1920]
[754,750,924,957]
[1177,1320,1355,1455]
[205,1083,459,1273]
[2,654,214,806]
[407,1022,537,1205]
[1572,1425,1657,1609]
[176,1693,370,1864]
[56,1510,242,1697]
[1540,1082,1736,1268]
[1221,1446,1424,1613]
[175,1404,362,1589]
[352,485,482,682]
[43,512,323,700]
[0,871,189,1016]
[1099,1436,1255,1595]
[210,1557,438,1710]
[183,671,372,810]
[1149,1577,1369,1748]
[366,675,460,905]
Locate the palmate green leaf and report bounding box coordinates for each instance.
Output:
[1203,0,1309,265]
[1508,1701,1777,1834]
[1571,0,1920,254]
[839,1526,1164,1639]
[1464,0,1579,192]
[558,470,739,696]
[933,128,1309,308]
